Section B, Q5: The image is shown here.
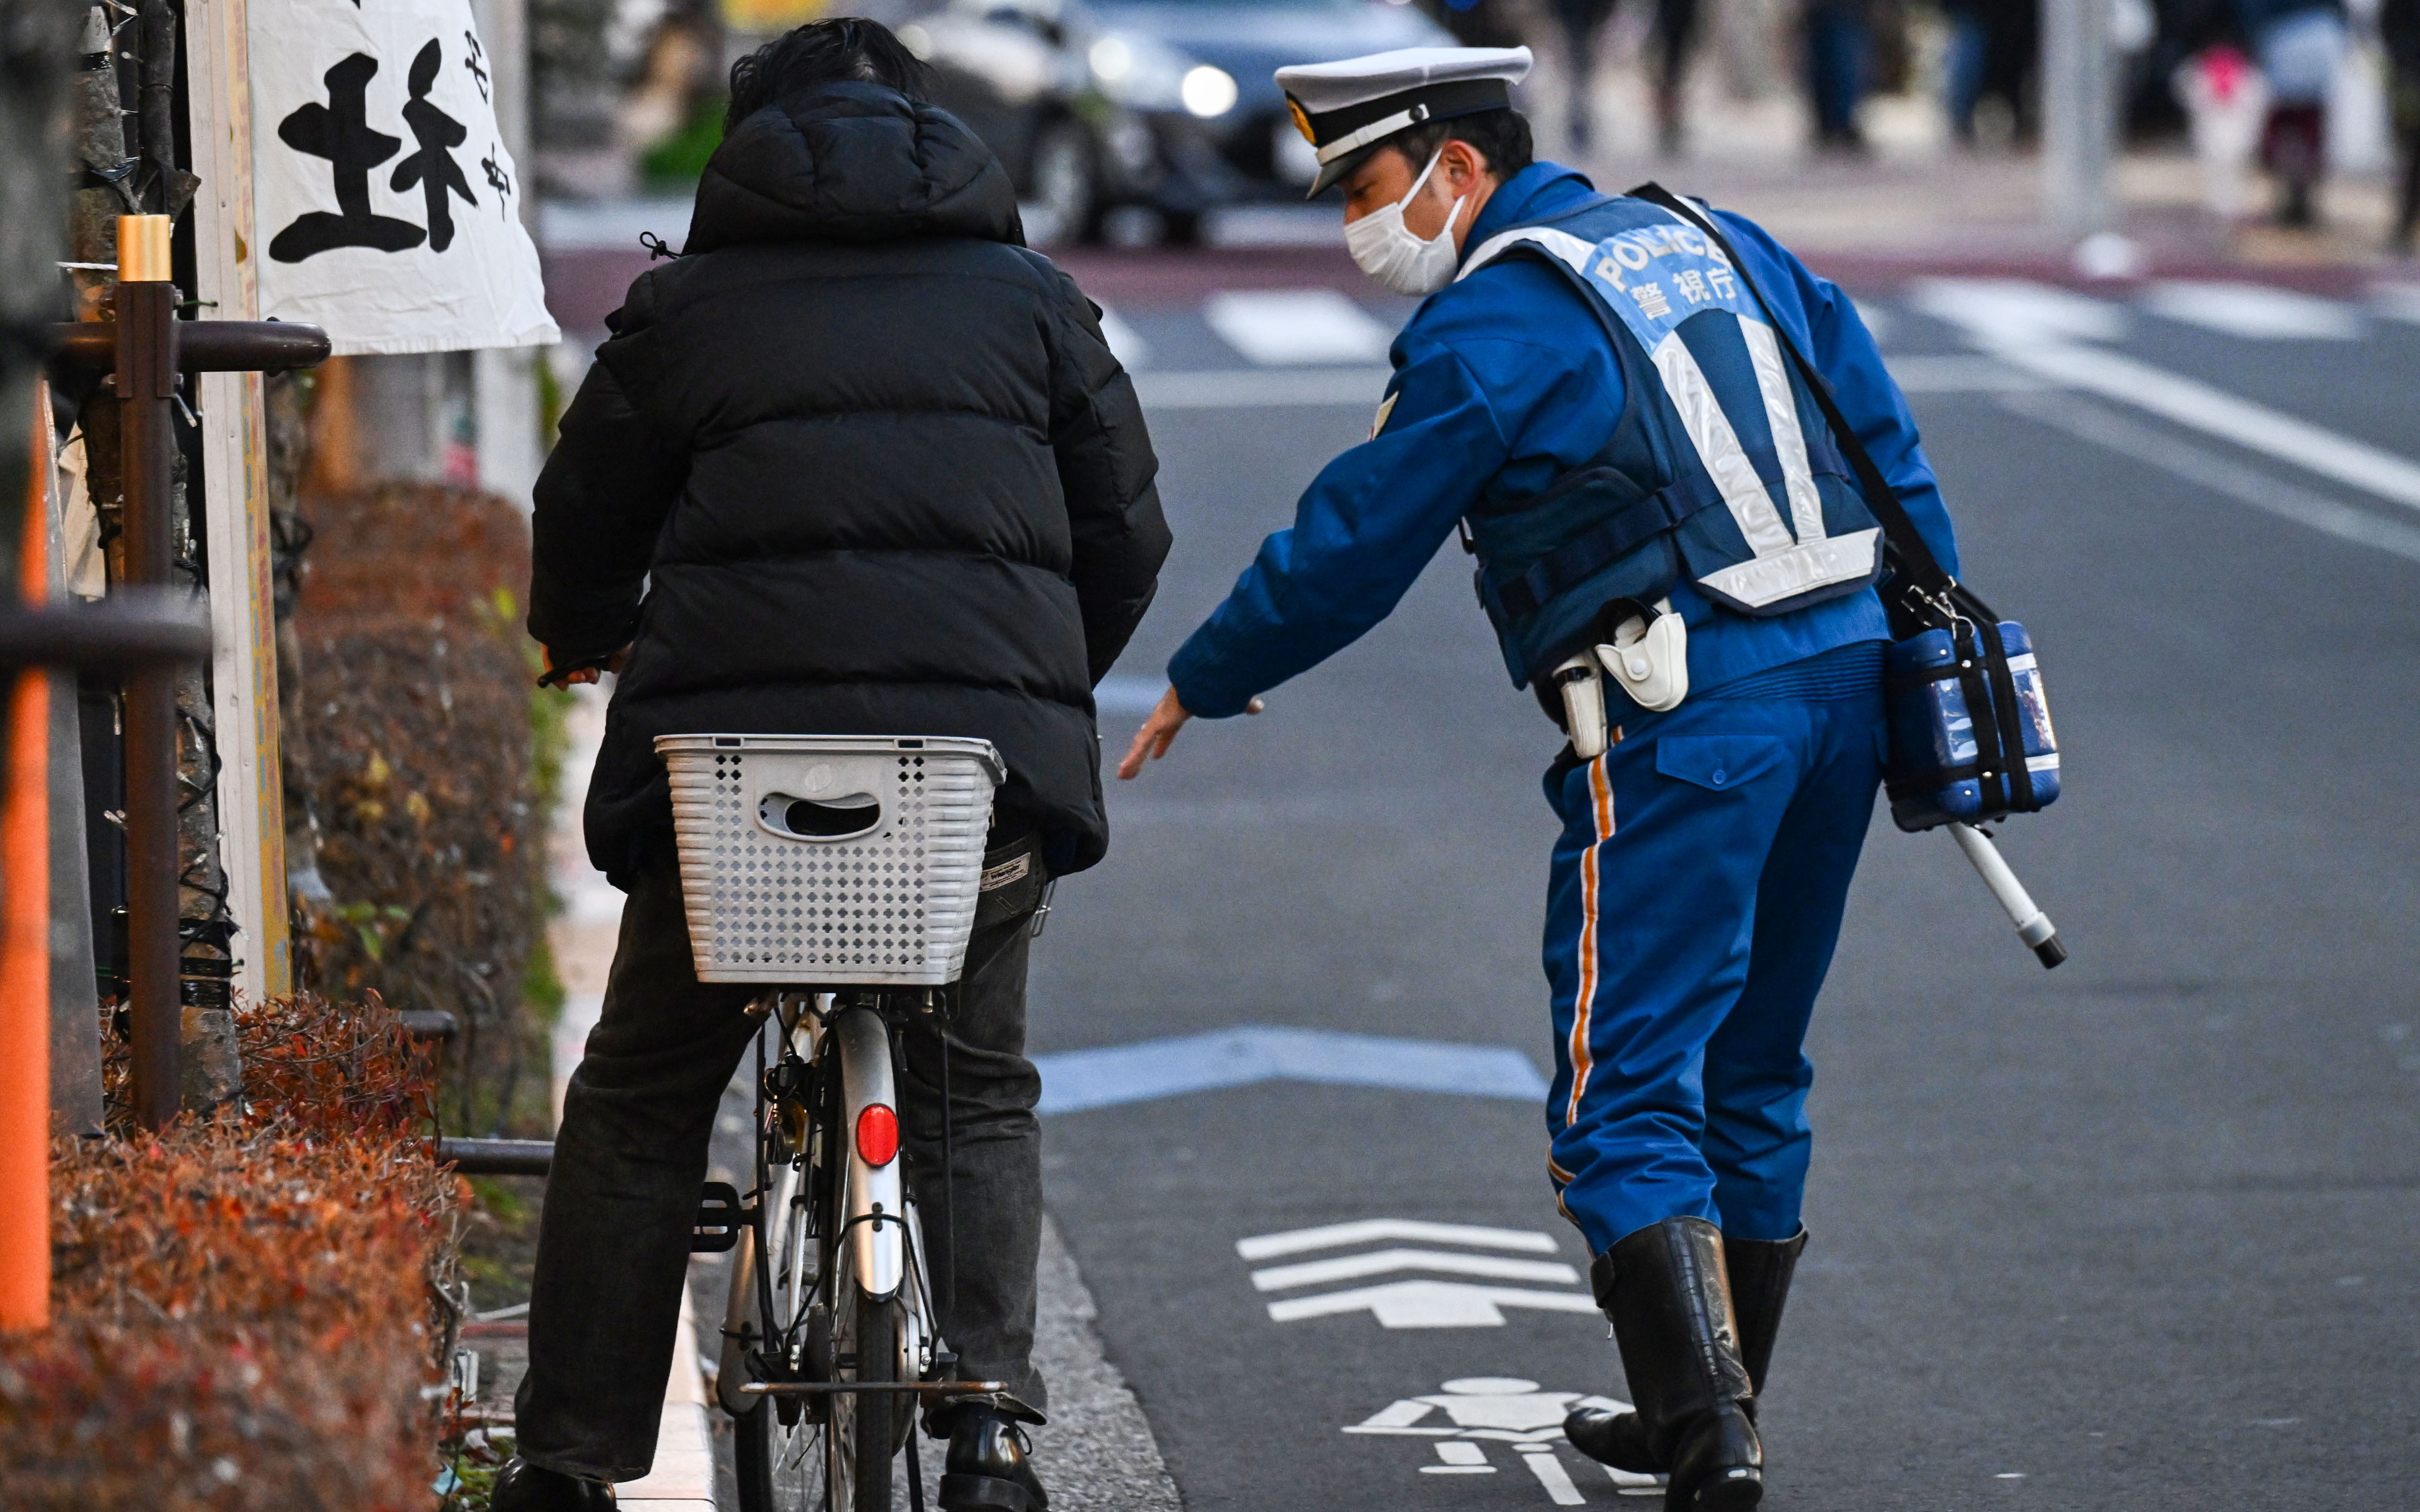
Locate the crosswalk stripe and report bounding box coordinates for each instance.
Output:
[1203,288,1395,366]
[2141,280,2364,341]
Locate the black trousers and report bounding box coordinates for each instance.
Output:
[514,859,1048,1481]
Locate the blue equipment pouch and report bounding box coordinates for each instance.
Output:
[1632,184,2062,833]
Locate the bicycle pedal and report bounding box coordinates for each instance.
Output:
[690,1181,744,1253]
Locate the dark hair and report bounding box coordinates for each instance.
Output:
[1385,108,1534,182]
[725,16,932,130]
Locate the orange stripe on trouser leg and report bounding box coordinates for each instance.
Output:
[1563,757,1616,1127]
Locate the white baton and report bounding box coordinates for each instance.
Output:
[1946,822,2067,969]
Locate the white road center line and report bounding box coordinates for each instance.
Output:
[1237,1218,1562,1260]
[2140,280,2364,340]
[1999,391,2420,566]
[1249,1248,1583,1291]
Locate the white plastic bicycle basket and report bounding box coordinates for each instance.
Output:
[656,734,1005,986]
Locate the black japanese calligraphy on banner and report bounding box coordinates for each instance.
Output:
[253,0,553,354]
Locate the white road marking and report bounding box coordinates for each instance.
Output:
[1522,1452,1588,1505]
[1095,305,1150,369]
[1251,1248,1582,1291]
[1268,1279,1603,1327]
[2374,282,2420,325]
[1204,288,1395,365]
[1426,1442,1494,1472]
[1937,321,2420,513]
[1998,392,2420,565]
[1909,278,2129,345]
[1132,365,1396,410]
[1882,355,2054,393]
[1237,1218,1562,1261]
[2141,280,2364,340]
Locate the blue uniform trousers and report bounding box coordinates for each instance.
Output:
[1541,644,1887,1257]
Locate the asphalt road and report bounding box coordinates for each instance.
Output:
[1018,275,2420,1510]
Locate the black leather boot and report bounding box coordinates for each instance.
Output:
[938,1405,1049,1512]
[1567,1226,1807,1475]
[1563,1217,1763,1511]
[489,1457,616,1511]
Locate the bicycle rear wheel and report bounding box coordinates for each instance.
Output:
[830,1279,899,1512]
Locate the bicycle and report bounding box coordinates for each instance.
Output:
[653,733,1013,1512]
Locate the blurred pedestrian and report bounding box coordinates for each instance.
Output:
[1651,0,1704,153]
[2235,0,2349,224]
[1554,0,1621,150]
[1943,0,2037,142]
[2176,44,2272,220]
[2387,0,2420,250]
[1806,0,1871,150]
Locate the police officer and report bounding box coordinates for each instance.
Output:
[1117,46,1959,1512]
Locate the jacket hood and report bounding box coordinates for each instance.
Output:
[686,81,1023,252]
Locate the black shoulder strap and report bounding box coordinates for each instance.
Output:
[1627,182,1973,623]
[1630,184,2039,811]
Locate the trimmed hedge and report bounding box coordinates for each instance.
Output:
[0,996,465,1510]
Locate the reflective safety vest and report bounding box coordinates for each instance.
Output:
[1455,197,1884,687]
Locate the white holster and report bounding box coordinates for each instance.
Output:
[1555,599,1689,760]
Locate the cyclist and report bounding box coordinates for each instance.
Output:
[499,19,1169,1510]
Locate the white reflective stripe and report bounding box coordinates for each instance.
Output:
[1317,106,1423,164]
[2026,753,2060,772]
[1455,227,1596,282]
[1649,330,1795,557]
[1738,318,1826,545]
[2005,651,2037,672]
[1696,527,1881,608]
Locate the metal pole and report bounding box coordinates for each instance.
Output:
[2041,0,2115,238]
[116,214,182,1131]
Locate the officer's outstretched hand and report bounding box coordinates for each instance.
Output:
[1117,687,1192,780]
[1116,687,1262,779]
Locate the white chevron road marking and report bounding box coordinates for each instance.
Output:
[1265,1279,1603,1328]
[1235,1217,1562,1261]
[1250,1248,1583,1292]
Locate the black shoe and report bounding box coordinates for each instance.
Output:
[1563,1218,1763,1511]
[1566,1226,1807,1475]
[490,1457,615,1512]
[938,1406,1048,1512]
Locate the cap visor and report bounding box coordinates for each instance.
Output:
[1308,145,1374,199]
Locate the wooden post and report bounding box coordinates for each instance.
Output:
[1,397,54,1332]
[117,215,182,1132]
[183,0,289,1002]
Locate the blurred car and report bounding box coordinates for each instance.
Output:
[1082,0,1455,236]
[857,0,1454,243]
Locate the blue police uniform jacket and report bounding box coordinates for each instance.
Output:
[1165,161,1961,727]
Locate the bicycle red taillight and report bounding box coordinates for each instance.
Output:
[855,1103,899,1167]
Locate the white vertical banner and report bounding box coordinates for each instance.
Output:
[250,0,558,355]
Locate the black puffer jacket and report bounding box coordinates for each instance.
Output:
[530,81,1169,887]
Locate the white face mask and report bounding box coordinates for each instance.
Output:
[1344,146,1467,297]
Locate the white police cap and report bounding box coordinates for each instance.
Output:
[1277,46,1533,198]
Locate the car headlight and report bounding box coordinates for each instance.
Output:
[1180,65,1238,119]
